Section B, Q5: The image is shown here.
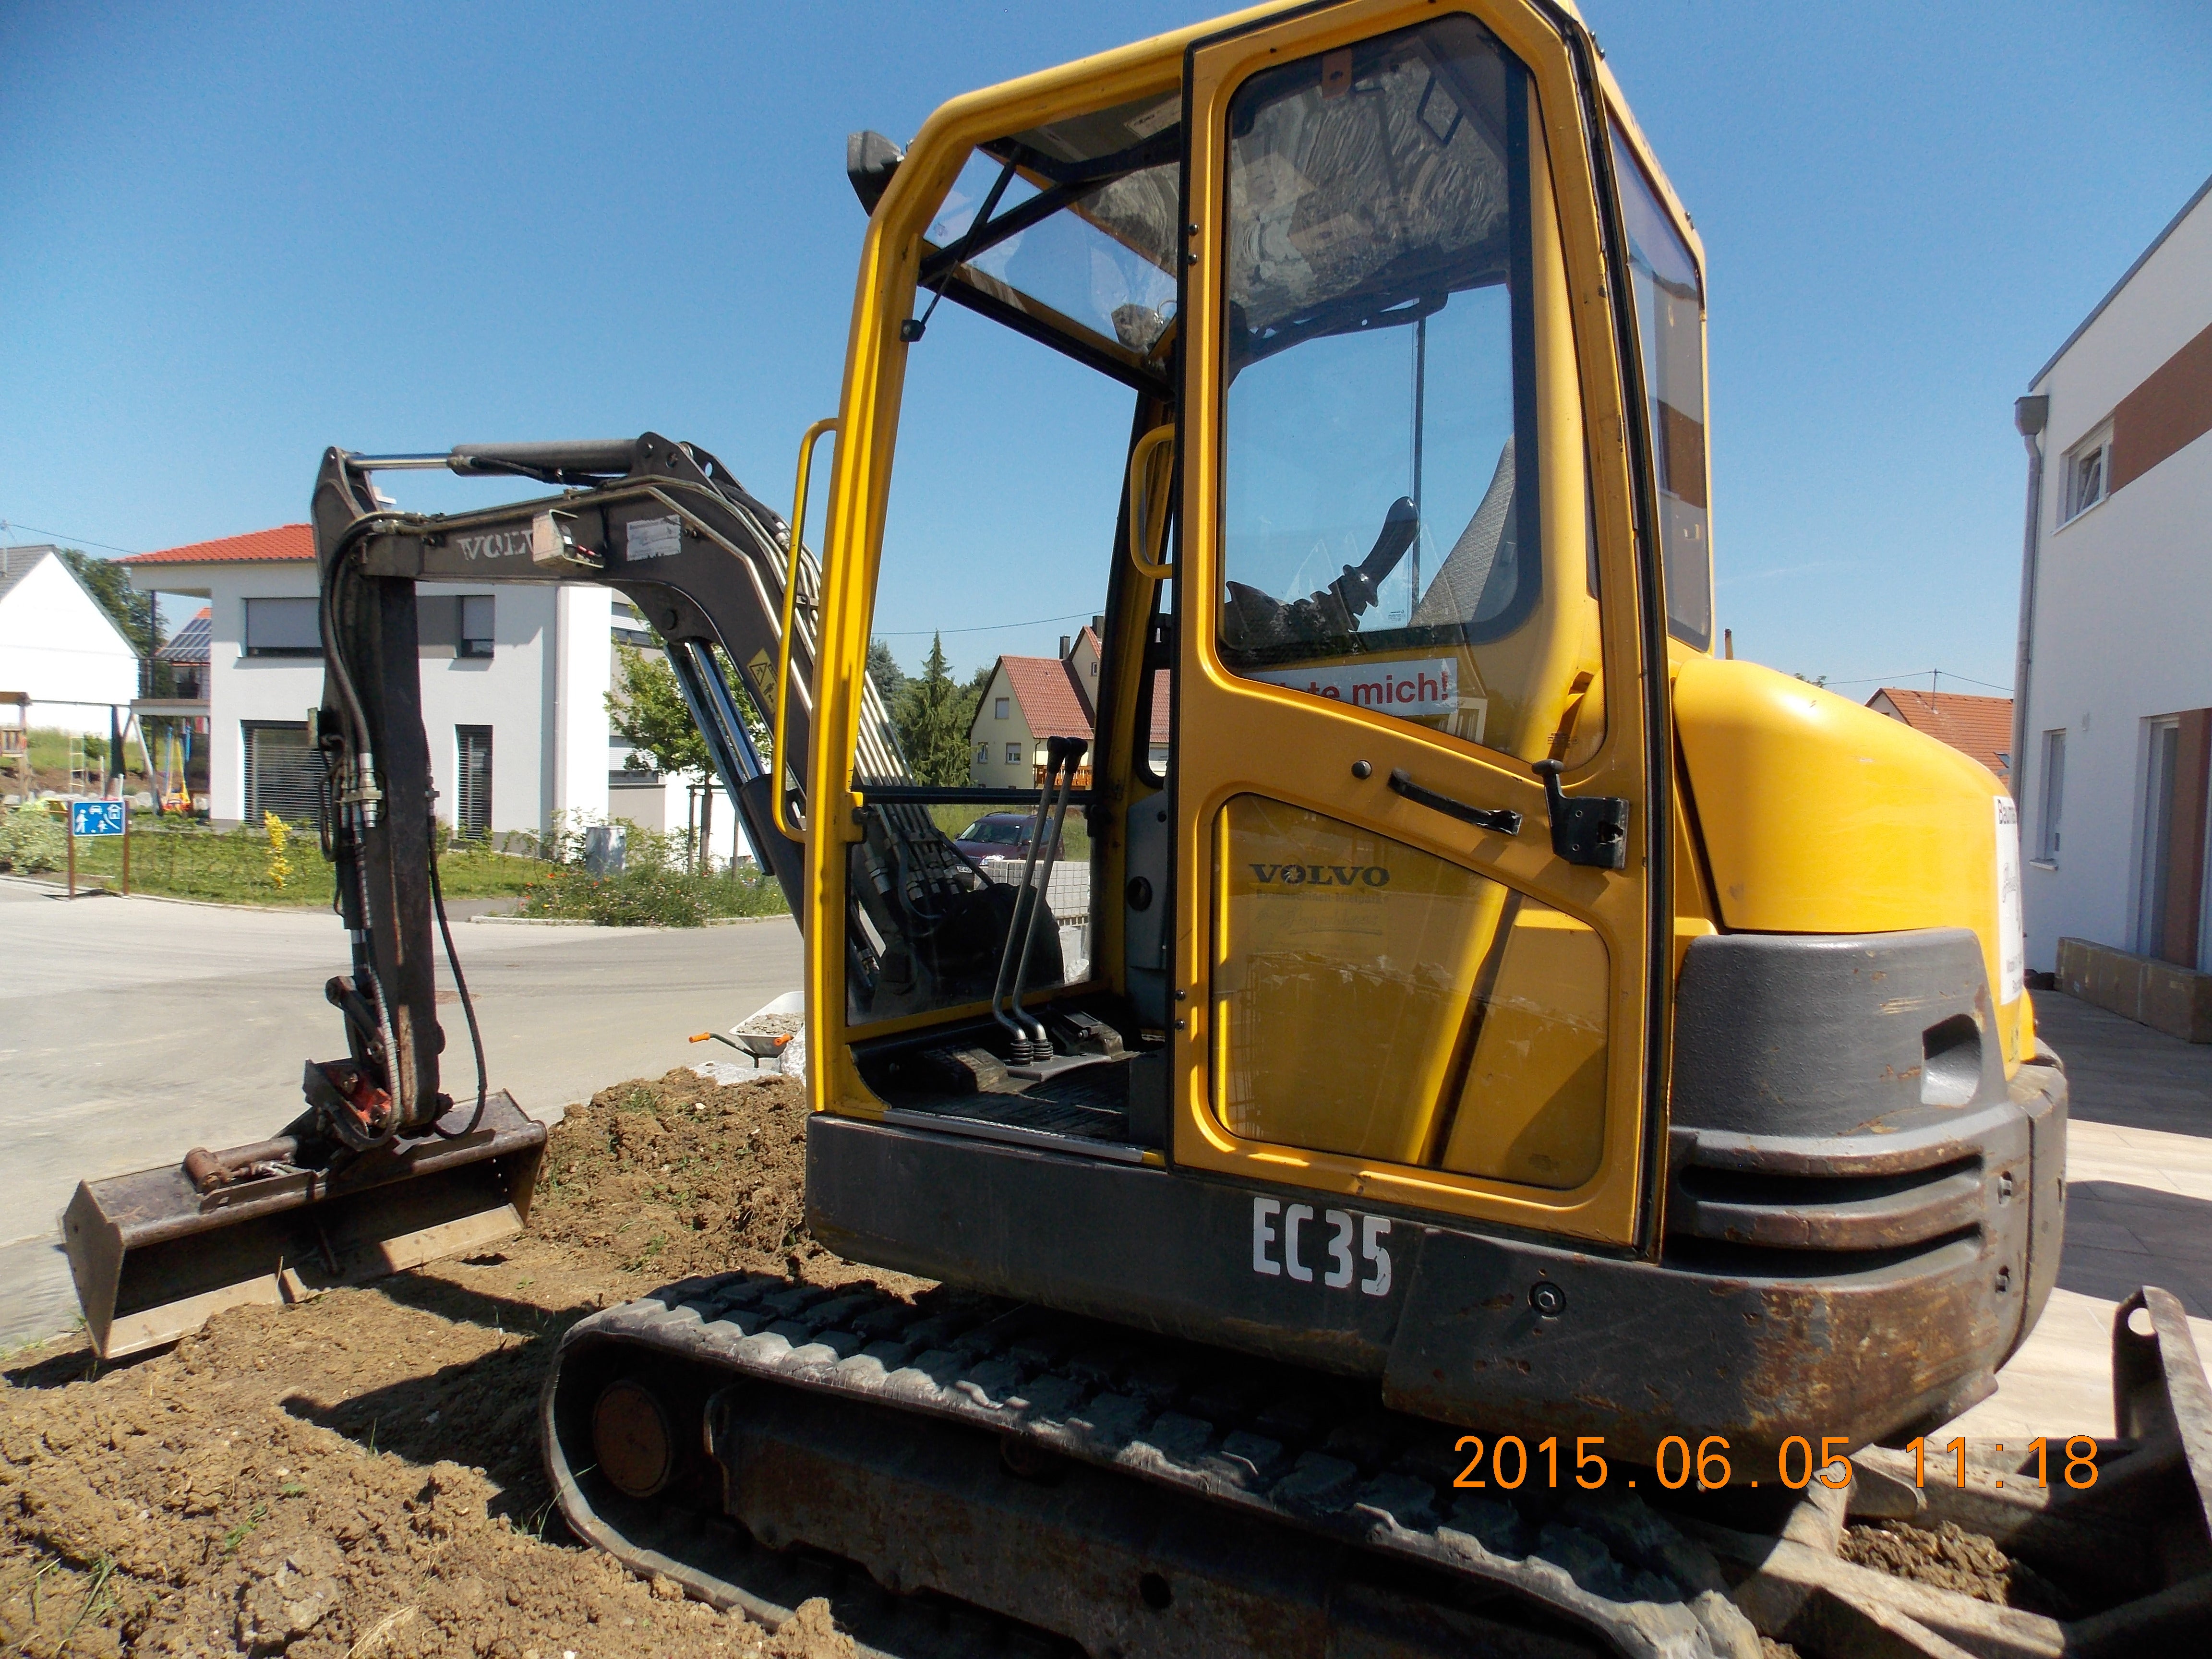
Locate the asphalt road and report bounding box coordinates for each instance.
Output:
[0,878,802,1349]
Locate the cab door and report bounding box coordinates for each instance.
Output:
[1173,0,1665,1247]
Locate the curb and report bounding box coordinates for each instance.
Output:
[0,874,318,914]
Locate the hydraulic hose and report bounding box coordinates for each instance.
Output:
[427,829,490,1139]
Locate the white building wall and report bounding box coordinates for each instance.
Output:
[2018,186,2212,972]
[416,582,564,837]
[548,586,611,831]
[0,555,139,734]
[174,563,606,835]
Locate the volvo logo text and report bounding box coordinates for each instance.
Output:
[1249,863,1390,888]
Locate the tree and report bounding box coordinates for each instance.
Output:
[866,637,908,707]
[58,548,157,657]
[609,641,709,776]
[893,633,983,785]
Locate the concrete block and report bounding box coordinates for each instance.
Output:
[2056,936,2212,1042]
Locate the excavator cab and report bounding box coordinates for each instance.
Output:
[803,0,2063,1469]
[808,0,1680,1393]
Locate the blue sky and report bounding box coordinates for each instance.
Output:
[3,1,2207,692]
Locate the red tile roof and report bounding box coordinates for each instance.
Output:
[995,653,1094,739]
[982,641,1175,749]
[1868,688,2013,782]
[120,524,314,565]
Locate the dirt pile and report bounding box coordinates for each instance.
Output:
[531,1070,828,1286]
[1,1069,923,1658]
[1839,1519,2075,1618]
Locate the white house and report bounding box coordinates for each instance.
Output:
[2011,172,2212,1008]
[0,544,141,735]
[123,524,613,837]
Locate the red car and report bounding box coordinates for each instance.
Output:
[952,812,1062,863]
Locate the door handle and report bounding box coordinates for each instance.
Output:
[1532,760,1630,869]
[1387,769,1523,836]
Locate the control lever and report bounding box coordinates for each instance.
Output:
[990,737,1086,1062]
[1223,498,1419,649]
[1532,760,1630,869]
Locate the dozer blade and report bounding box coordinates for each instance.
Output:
[62,1092,545,1360]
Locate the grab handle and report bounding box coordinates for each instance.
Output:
[1127,424,1176,581]
[772,417,839,840]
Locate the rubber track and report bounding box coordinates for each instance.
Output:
[552,1273,1763,1659]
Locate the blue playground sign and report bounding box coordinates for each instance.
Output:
[71,799,125,837]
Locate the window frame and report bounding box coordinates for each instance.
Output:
[2035,729,2065,865]
[2061,423,2111,525]
[241,596,322,659]
[455,723,494,840]
[458,594,496,660]
[241,720,321,823]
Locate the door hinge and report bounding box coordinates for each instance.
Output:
[1533,760,1629,869]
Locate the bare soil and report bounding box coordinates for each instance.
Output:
[1,1068,926,1658]
[1839,1519,2076,1619]
[0,1064,2043,1659]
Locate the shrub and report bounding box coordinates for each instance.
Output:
[516,860,788,927]
[0,803,66,873]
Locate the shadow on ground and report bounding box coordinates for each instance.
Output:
[275,1272,599,1532]
[2058,1179,2212,1316]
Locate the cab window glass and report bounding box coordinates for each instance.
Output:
[1216,17,1586,764]
[1611,125,1711,650]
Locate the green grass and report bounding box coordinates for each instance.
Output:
[16,812,542,907]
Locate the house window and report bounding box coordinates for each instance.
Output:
[975,743,988,763]
[2136,711,2212,967]
[2036,730,2065,862]
[2062,426,2110,523]
[242,597,320,658]
[459,596,495,658]
[456,726,493,839]
[242,722,322,823]
[995,697,1010,720]
[1005,744,1022,766]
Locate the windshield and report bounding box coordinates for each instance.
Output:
[958,817,1026,845]
[920,93,1183,386]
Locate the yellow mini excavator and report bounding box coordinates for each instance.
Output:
[65,3,2212,1653]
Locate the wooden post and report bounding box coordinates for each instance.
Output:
[66,806,76,899]
[121,798,132,896]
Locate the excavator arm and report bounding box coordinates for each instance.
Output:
[62,432,898,1357]
[306,434,818,1137]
